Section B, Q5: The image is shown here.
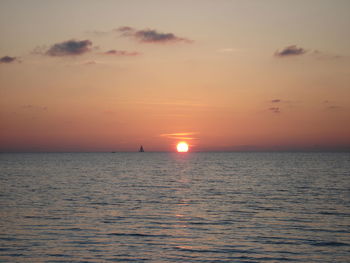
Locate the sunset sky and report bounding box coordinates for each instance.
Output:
[1,0,349,152]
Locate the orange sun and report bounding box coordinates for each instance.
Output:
[177,142,189,152]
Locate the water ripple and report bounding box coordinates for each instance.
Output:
[0,152,349,262]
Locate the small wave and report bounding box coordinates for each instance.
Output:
[174,246,255,254]
[1,253,24,257]
[306,228,349,234]
[61,227,84,231]
[48,253,70,258]
[311,241,349,247]
[107,233,170,238]
[262,240,297,245]
[0,237,17,241]
[105,258,148,262]
[89,202,109,205]
[188,221,223,225]
[251,256,295,261]
[319,211,350,216]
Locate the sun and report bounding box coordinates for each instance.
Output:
[177,142,189,152]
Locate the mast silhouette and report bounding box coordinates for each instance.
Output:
[139,145,144,152]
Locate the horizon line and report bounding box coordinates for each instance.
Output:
[1,150,350,154]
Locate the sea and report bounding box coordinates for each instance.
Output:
[0,152,349,262]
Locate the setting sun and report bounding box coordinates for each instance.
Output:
[176,142,189,152]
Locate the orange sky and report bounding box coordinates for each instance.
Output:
[0,0,349,152]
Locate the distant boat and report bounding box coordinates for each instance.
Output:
[139,145,144,152]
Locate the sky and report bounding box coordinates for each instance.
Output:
[0,0,349,152]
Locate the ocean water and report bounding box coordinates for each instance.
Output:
[0,152,349,263]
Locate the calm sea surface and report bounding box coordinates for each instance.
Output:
[0,152,349,262]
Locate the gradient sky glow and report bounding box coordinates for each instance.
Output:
[1,0,349,152]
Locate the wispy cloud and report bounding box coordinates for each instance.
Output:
[83,60,97,65]
[271,99,281,103]
[120,100,208,108]
[269,99,294,105]
[326,105,342,110]
[86,29,110,37]
[103,49,141,56]
[161,132,198,136]
[0,56,19,63]
[268,107,280,113]
[275,45,344,60]
[267,99,296,112]
[160,132,199,140]
[311,50,343,60]
[274,45,307,57]
[323,100,343,110]
[324,102,342,110]
[46,39,92,56]
[116,26,192,44]
[217,48,241,53]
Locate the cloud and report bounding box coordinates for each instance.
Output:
[0,56,18,63]
[268,107,280,113]
[275,45,307,57]
[31,45,47,55]
[274,46,344,60]
[46,39,92,56]
[322,100,342,110]
[160,132,199,140]
[116,26,192,44]
[161,132,198,136]
[268,99,295,112]
[86,29,110,36]
[83,60,97,65]
[327,105,342,110]
[271,99,281,103]
[312,50,344,60]
[103,50,140,56]
[117,26,134,33]
[217,48,241,53]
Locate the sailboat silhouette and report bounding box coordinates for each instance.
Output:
[139,145,144,152]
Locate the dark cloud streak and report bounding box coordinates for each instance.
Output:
[0,56,18,63]
[271,99,281,103]
[46,39,92,56]
[327,105,342,110]
[275,45,307,57]
[103,50,140,56]
[117,26,192,44]
[268,107,280,113]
